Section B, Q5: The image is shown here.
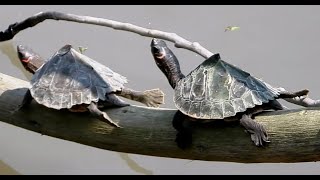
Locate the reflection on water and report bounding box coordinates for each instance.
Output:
[0,41,32,80]
[0,160,20,175]
[118,153,153,175]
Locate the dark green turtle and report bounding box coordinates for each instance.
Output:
[17,44,165,127]
[150,38,308,148]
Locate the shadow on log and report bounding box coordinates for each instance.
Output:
[0,72,320,163]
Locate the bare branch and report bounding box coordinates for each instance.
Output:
[0,11,213,58]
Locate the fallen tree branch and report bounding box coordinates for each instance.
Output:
[0,72,319,163]
[1,11,319,108]
[0,11,213,58]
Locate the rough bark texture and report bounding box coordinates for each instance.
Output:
[0,72,319,163]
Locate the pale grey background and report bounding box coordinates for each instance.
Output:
[0,5,320,174]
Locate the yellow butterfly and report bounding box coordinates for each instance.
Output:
[78,46,88,54]
[225,26,240,32]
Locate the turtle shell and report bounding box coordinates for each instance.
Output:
[29,44,127,109]
[174,53,281,119]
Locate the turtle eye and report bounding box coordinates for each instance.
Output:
[17,50,25,60]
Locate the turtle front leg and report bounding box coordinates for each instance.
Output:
[172,110,194,149]
[116,87,164,108]
[87,102,121,128]
[240,114,270,147]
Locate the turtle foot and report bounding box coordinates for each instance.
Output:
[240,114,270,147]
[101,112,122,128]
[248,129,270,147]
[141,88,165,108]
[88,102,122,128]
[175,131,192,149]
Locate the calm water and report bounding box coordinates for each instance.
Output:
[0,5,320,174]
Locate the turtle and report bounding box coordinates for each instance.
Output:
[150,38,309,148]
[17,44,165,128]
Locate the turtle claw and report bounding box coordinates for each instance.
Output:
[141,88,165,108]
[88,102,122,128]
[240,114,270,147]
[101,112,122,128]
[249,130,270,147]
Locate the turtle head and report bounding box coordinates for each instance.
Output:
[150,38,184,89]
[151,38,167,59]
[17,45,45,74]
